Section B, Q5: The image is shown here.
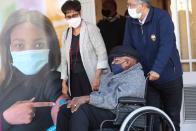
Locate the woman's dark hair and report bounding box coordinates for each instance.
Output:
[61,0,81,15]
[0,46,6,85]
[0,9,61,82]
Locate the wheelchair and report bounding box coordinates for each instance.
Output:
[95,77,176,131]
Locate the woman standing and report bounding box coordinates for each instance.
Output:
[60,0,109,97]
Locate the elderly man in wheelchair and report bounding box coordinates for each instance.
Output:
[56,46,175,131]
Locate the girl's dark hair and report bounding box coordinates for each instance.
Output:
[0,46,6,85]
[61,0,81,15]
[0,9,61,81]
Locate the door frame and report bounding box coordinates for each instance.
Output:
[170,0,196,131]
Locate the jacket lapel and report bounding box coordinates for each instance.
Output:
[79,21,86,59]
[66,28,72,62]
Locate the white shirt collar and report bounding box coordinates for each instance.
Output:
[139,10,149,25]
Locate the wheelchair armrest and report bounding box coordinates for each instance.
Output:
[118,96,145,106]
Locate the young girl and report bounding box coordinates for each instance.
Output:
[0,10,62,131]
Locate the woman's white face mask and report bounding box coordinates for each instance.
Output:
[66,16,81,28]
[128,7,142,19]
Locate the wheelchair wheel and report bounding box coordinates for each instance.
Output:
[120,106,176,131]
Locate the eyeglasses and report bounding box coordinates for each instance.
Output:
[65,13,80,19]
[127,4,139,9]
[127,1,142,9]
[112,58,127,64]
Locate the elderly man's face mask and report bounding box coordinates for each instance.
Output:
[111,57,127,74]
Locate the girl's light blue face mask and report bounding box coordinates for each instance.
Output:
[11,49,49,75]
